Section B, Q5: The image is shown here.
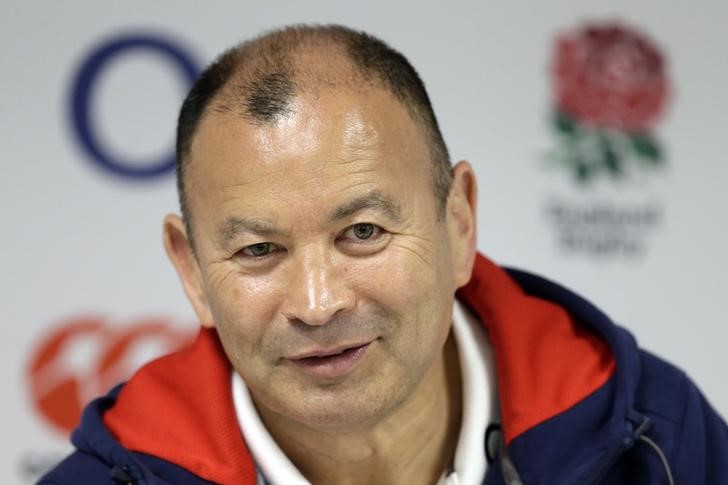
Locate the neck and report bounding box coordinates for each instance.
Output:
[257,332,462,485]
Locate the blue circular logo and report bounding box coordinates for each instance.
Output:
[70,34,200,179]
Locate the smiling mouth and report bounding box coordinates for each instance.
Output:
[289,342,372,379]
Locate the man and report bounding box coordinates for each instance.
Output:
[42,24,727,485]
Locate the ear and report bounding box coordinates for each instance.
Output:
[446,161,478,289]
[163,214,215,328]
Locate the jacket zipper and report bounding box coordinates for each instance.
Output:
[577,417,652,484]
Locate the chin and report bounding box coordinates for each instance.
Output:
[289,400,392,433]
[273,378,408,433]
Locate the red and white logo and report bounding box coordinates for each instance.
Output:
[553,22,669,132]
[547,21,671,184]
[27,315,194,435]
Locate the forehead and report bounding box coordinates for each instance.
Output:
[186,86,433,234]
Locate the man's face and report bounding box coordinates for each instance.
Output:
[169,84,474,431]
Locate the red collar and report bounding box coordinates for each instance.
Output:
[104,253,614,484]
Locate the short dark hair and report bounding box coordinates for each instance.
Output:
[175,24,452,244]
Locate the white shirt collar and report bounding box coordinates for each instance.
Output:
[231,300,498,485]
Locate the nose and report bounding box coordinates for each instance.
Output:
[281,247,355,326]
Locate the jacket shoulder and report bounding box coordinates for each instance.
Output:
[38,450,116,484]
[633,349,728,484]
[39,449,219,485]
[634,350,689,421]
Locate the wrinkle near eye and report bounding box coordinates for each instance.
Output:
[207,264,239,295]
[389,238,436,269]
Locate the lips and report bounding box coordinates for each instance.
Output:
[288,342,372,379]
[290,341,371,360]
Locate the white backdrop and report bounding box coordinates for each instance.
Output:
[3,1,727,483]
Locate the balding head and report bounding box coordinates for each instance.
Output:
[175,25,452,245]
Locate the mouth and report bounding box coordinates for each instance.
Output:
[288,342,372,379]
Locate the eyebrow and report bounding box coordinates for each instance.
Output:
[216,217,282,248]
[327,191,402,224]
[216,191,402,247]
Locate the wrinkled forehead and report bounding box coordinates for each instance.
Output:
[185,85,434,225]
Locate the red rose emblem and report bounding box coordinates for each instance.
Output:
[553,23,669,132]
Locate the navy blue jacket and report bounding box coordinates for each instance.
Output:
[40,255,728,484]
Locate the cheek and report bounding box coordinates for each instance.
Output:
[354,240,453,351]
[207,268,285,364]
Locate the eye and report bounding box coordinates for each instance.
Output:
[338,223,389,255]
[338,223,389,256]
[350,223,376,240]
[241,242,276,257]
